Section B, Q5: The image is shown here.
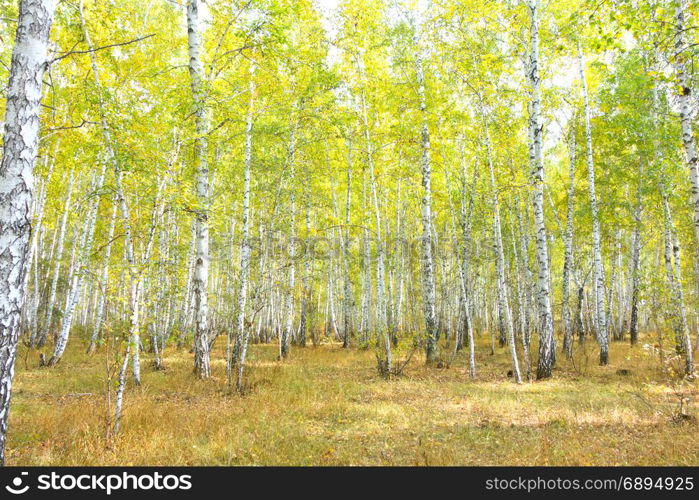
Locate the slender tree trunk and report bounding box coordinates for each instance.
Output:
[49,165,106,365]
[187,0,211,378]
[526,0,555,378]
[578,42,608,365]
[234,60,255,392]
[456,139,476,378]
[629,164,643,345]
[25,144,56,344]
[661,190,694,375]
[416,40,438,364]
[38,174,74,348]
[358,64,390,371]
[79,0,143,393]
[280,116,299,360]
[562,126,576,358]
[178,220,197,347]
[673,0,699,246]
[485,122,522,383]
[88,198,118,354]
[342,139,353,348]
[359,171,371,347]
[299,185,310,348]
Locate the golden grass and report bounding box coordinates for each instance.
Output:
[6,333,698,466]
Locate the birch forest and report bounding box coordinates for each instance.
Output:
[0,0,698,466]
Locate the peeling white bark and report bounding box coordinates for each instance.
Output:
[0,0,57,465]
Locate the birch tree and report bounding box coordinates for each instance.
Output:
[0,0,57,465]
[578,43,609,365]
[187,0,211,378]
[525,0,555,379]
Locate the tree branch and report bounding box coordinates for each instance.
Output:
[49,34,156,65]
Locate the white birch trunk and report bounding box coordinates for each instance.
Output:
[280,116,298,359]
[578,42,608,365]
[38,174,74,347]
[88,198,118,353]
[416,40,438,364]
[234,60,255,391]
[49,164,106,365]
[187,0,211,378]
[358,53,390,371]
[342,139,353,348]
[673,0,699,246]
[562,126,576,358]
[0,0,57,465]
[485,122,522,383]
[661,188,694,375]
[527,0,555,378]
[79,0,143,394]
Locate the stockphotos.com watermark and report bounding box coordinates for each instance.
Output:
[4,470,192,495]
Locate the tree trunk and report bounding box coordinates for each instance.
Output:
[416,39,438,364]
[673,0,699,246]
[485,121,522,383]
[88,198,118,354]
[49,165,106,365]
[527,0,555,379]
[342,139,353,348]
[38,174,74,348]
[280,115,299,360]
[234,60,255,392]
[629,163,643,346]
[358,58,390,371]
[187,0,211,378]
[578,42,608,365]
[0,0,57,465]
[562,126,576,358]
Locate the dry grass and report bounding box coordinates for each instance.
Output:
[6,333,698,466]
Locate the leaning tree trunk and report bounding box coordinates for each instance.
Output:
[25,144,56,344]
[661,191,694,375]
[0,0,57,465]
[485,121,522,384]
[79,0,143,392]
[526,0,555,379]
[49,164,106,365]
[87,198,118,354]
[38,174,74,348]
[358,58,390,372]
[187,0,211,378]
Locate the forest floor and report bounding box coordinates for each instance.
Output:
[6,333,699,466]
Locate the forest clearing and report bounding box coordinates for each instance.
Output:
[1,0,699,469]
[7,336,698,466]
